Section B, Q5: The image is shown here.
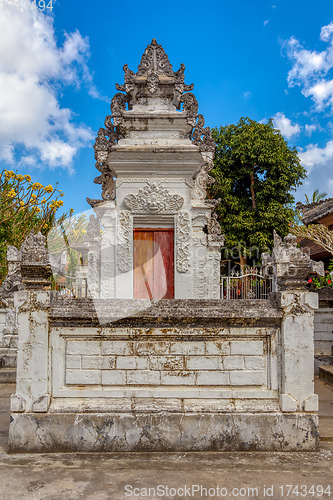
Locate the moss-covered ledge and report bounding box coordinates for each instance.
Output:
[49,296,282,328]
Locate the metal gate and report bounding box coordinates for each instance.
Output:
[221,269,273,300]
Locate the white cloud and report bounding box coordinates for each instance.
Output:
[264,20,269,26]
[298,140,333,172]
[283,23,333,110]
[305,78,333,109]
[273,112,301,139]
[321,21,333,42]
[0,3,98,171]
[305,124,318,135]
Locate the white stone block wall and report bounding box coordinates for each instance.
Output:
[314,308,333,355]
[314,307,333,373]
[62,336,267,389]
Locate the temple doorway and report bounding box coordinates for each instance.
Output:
[133,229,174,299]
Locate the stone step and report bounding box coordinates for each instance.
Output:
[315,355,333,374]
[319,365,333,385]
[0,368,16,383]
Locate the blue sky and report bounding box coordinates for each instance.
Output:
[1,0,333,215]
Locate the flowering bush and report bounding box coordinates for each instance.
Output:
[309,259,333,289]
[0,169,70,281]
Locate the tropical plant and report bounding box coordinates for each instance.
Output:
[304,189,328,205]
[209,117,306,267]
[0,169,67,281]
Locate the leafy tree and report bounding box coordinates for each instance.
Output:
[209,117,306,267]
[0,169,67,281]
[304,189,328,205]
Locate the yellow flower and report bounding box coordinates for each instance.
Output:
[44,185,53,193]
[4,170,15,180]
[24,175,31,182]
[60,193,64,197]
[31,182,43,191]
[42,198,46,203]
[31,194,37,200]
[16,174,24,182]
[19,201,24,206]
[6,189,16,198]
[35,207,41,213]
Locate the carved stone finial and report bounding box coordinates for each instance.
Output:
[137,39,174,77]
[20,232,52,290]
[263,231,324,290]
[93,162,116,201]
[0,245,24,299]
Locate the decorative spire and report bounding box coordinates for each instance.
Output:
[137,39,174,77]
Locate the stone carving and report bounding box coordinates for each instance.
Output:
[176,211,191,273]
[86,215,101,242]
[123,182,184,214]
[262,231,325,290]
[21,232,48,263]
[117,211,132,272]
[192,152,215,200]
[87,252,100,297]
[207,252,221,299]
[116,64,137,97]
[100,262,115,298]
[147,73,159,94]
[207,212,224,246]
[94,162,116,201]
[174,63,194,96]
[111,92,127,117]
[0,246,24,299]
[180,92,198,127]
[19,232,52,289]
[86,197,103,208]
[193,261,208,298]
[137,39,174,77]
[192,114,216,153]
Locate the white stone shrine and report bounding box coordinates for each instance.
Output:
[6,41,323,452]
[86,39,223,300]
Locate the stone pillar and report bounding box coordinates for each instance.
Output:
[11,290,50,413]
[263,231,324,413]
[10,232,52,413]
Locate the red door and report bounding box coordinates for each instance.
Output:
[133,229,174,299]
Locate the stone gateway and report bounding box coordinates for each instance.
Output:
[7,41,322,452]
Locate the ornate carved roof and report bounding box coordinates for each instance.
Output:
[137,39,174,77]
[89,40,216,207]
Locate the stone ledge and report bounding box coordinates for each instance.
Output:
[50,298,282,327]
[8,412,318,452]
[319,365,333,385]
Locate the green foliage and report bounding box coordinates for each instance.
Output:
[209,117,306,260]
[304,189,328,205]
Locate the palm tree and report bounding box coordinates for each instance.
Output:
[304,189,328,205]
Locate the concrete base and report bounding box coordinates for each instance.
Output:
[8,412,319,452]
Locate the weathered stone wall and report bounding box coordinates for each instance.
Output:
[0,300,18,368]
[8,292,320,451]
